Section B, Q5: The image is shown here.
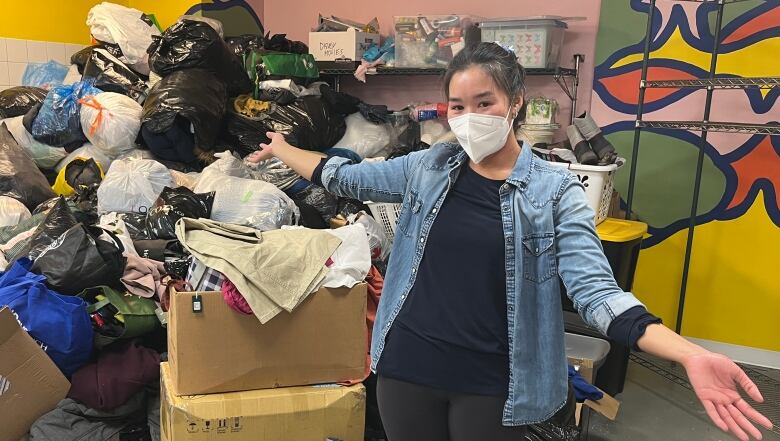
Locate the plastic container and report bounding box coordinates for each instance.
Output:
[547,161,621,225]
[395,15,477,68]
[565,332,611,373]
[367,202,403,241]
[480,17,567,69]
[411,103,448,122]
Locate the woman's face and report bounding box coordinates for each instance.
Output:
[447,66,513,119]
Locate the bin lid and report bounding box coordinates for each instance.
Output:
[479,15,584,29]
[596,218,648,242]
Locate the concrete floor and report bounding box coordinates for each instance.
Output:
[588,359,780,441]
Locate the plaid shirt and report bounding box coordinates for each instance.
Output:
[186,257,225,292]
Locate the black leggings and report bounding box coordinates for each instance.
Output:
[377,376,529,441]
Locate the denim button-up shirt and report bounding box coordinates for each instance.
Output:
[320,142,644,425]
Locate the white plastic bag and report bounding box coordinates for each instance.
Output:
[170,170,200,190]
[86,2,160,72]
[209,151,253,178]
[195,159,298,231]
[56,144,112,174]
[321,224,371,288]
[334,113,391,159]
[97,158,173,214]
[80,92,142,159]
[349,211,391,260]
[0,196,32,227]
[2,116,67,169]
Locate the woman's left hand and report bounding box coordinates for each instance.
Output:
[683,351,773,440]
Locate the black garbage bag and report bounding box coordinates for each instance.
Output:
[145,187,215,240]
[289,184,338,224]
[0,86,48,118]
[141,69,227,158]
[0,123,56,210]
[71,45,99,74]
[264,33,308,54]
[225,34,264,57]
[525,385,581,441]
[148,20,252,96]
[338,198,370,219]
[82,48,149,102]
[255,88,296,106]
[387,118,428,159]
[121,213,151,241]
[31,223,127,295]
[7,197,78,264]
[319,84,361,116]
[226,96,346,156]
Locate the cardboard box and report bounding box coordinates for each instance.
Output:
[168,285,367,396]
[309,29,380,61]
[568,355,620,422]
[0,307,70,441]
[160,363,365,441]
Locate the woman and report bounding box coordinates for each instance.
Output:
[248,43,772,441]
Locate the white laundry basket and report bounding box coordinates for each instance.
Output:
[367,202,403,241]
[548,161,622,225]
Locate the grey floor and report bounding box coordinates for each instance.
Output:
[588,355,780,441]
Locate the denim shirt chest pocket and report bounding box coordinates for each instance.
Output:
[396,190,423,237]
[521,232,557,283]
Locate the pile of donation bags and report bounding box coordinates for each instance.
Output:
[0,3,591,441]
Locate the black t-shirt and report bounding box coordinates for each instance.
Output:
[378,164,510,396]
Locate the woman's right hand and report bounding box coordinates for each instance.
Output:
[246,132,289,163]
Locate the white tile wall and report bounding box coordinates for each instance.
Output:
[0,38,84,90]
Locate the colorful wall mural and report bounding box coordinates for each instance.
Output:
[592,0,779,352]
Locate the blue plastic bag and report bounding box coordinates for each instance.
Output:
[31,80,102,148]
[0,258,93,377]
[22,60,69,88]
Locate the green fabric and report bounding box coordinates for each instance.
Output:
[244,50,319,99]
[78,286,158,349]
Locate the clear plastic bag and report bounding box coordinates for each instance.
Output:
[0,196,32,227]
[97,158,173,214]
[333,112,391,158]
[2,115,67,170]
[22,61,69,88]
[79,92,142,159]
[194,157,299,231]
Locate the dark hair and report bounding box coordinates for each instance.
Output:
[444,42,527,125]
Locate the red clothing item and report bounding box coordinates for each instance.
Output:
[343,265,383,385]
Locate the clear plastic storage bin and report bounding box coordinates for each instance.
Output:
[394,15,477,68]
[480,17,567,69]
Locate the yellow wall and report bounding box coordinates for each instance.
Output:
[0,1,201,44]
[0,0,128,44]
[633,193,780,352]
[128,0,201,31]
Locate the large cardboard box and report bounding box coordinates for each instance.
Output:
[168,285,367,396]
[160,363,365,441]
[0,307,70,441]
[309,28,380,61]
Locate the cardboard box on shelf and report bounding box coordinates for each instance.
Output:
[0,307,71,441]
[168,284,367,396]
[309,28,380,62]
[160,362,365,441]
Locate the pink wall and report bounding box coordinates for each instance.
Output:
[264,0,602,118]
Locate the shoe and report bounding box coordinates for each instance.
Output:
[573,113,617,165]
[566,125,598,165]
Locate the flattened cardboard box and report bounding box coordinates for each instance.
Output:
[0,307,70,441]
[168,284,367,396]
[160,363,365,441]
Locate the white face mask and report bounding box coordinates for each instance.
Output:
[448,107,513,163]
